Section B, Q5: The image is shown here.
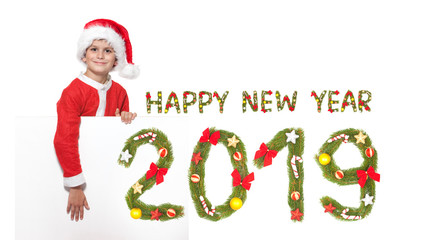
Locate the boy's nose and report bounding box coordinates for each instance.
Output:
[97,51,104,59]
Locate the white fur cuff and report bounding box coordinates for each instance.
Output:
[64,173,86,187]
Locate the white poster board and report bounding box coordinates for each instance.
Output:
[15,109,430,239]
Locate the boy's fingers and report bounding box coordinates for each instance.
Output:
[75,207,80,221]
[115,108,121,116]
[127,113,136,122]
[75,208,80,221]
[118,112,136,124]
[123,112,132,124]
[70,206,75,220]
[127,113,133,123]
[73,208,78,221]
[120,112,126,123]
[80,206,84,220]
[84,199,90,210]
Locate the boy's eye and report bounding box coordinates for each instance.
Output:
[105,49,112,53]
[90,48,97,51]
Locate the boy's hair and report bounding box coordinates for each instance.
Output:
[77,19,139,79]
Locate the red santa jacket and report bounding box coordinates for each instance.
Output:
[54,75,129,187]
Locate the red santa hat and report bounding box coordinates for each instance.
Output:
[77,19,140,79]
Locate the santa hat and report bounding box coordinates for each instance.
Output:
[77,19,140,79]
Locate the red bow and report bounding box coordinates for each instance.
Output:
[146,162,168,185]
[254,143,278,167]
[231,169,254,191]
[199,128,220,145]
[357,166,380,188]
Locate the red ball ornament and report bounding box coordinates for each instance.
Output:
[233,152,243,161]
[365,147,374,158]
[191,174,200,183]
[167,208,176,218]
[291,191,300,201]
[335,170,344,179]
[158,148,168,158]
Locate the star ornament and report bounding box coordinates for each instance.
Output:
[227,135,240,148]
[120,149,132,163]
[291,208,303,221]
[324,203,336,213]
[354,131,367,144]
[192,152,203,165]
[361,193,374,206]
[151,208,163,221]
[132,182,143,194]
[286,130,300,144]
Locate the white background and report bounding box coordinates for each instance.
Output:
[3,0,431,239]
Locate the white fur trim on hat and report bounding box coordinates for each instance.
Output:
[119,63,140,79]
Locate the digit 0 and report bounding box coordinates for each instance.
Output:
[315,128,380,221]
[189,128,253,221]
[118,128,184,221]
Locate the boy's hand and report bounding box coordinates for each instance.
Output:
[115,108,137,124]
[67,186,90,221]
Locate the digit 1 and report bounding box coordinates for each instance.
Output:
[316,128,380,221]
[118,128,184,221]
[253,128,305,222]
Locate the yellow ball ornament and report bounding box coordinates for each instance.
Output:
[230,197,243,210]
[130,208,142,219]
[319,153,331,165]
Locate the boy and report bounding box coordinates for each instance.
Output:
[54,19,139,222]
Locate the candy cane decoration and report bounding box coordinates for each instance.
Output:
[327,134,349,143]
[133,132,157,142]
[340,208,362,220]
[291,155,303,179]
[199,196,216,216]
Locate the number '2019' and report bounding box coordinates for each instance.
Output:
[118,127,379,222]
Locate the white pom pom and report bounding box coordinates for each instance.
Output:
[119,64,140,79]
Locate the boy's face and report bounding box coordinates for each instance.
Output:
[82,40,117,78]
